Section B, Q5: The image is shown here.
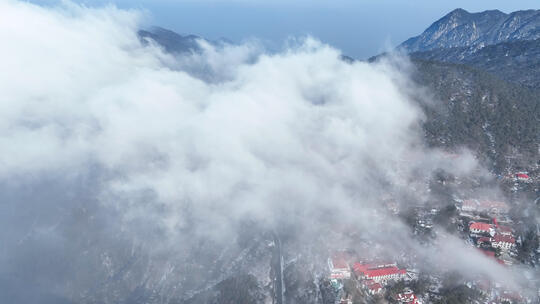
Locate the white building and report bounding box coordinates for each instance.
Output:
[328,256,351,279]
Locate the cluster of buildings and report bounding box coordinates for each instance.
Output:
[460,199,524,300]
[328,252,411,299]
[469,220,516,252]
[502,171,532,183]
[469,219,516,267]
[455,196,535,302]
[323,187,533,303]
[503,170,536,192]
[457,198,517,265]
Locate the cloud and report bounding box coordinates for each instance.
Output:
[1,0,417,230]
[0,1,528,302]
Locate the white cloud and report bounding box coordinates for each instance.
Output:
[0,0,420,230]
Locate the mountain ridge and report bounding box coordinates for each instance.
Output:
[138,26,204,54]
[409,38,540,88]
[399,8,540,53]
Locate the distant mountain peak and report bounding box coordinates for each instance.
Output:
[138,27,235,55]
[138,26,203,54]
[448,8,469,16]
[399,8,540,53]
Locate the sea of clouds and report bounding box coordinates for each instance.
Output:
[0,1,531,302]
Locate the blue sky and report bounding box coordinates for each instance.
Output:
[35,0,539,58]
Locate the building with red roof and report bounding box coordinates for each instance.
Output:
[515,173,530,180]
[354,263,406,283]
[492,234,515,250]
[469,222,494,235]
[353,262,396,273]
[363,280,383,295]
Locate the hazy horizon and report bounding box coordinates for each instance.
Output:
[32,0,540,58]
